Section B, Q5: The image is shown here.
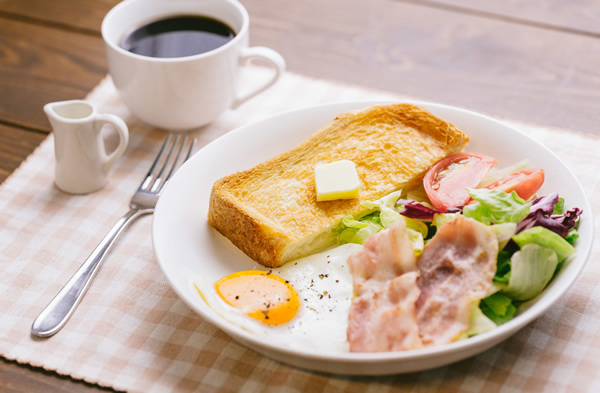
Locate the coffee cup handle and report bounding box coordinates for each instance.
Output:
[231,46,285,109]
[94,114,129,173]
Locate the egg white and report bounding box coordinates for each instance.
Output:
[191,243,362,352]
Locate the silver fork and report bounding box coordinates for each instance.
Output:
[31,134,196,338]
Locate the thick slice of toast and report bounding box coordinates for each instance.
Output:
[208,104,469,267]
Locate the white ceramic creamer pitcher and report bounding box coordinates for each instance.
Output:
[44,100,129,194]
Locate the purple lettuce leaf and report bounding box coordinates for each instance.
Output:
[516,209,569,237]
[396,199,462,220]
[516,193,582,237]
[553,207,583,229]
[529,193,559,215]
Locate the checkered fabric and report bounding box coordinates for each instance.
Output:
[1,68,599,393]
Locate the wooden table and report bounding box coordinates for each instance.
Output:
[1,0,598,391]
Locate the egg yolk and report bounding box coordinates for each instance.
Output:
[215,270,299,325]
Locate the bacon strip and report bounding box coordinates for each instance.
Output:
[347,219,417,296]
[416,217,498,346]
[347,219,423,351]
[347,272,423,352]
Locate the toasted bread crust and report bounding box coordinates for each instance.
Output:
[208,104,469,267]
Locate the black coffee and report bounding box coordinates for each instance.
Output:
[120,15,235,58]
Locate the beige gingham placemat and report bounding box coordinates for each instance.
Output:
[1,68,599,393]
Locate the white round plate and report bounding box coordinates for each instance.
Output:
[152,101,593,375]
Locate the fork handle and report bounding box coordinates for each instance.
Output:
[31,207,152,337]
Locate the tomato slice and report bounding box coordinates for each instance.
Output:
[424,153,497,211]
[485,169,545,200]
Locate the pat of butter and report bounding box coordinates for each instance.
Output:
[314,160,360,201]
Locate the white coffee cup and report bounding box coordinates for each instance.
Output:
[101,0,285,131]
[44,100,129,194]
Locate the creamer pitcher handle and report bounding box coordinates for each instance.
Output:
[94,114,129,173]
[231,46,285,109]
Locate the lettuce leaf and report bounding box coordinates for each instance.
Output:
[512,226,576,262]
[458,301,497,340]
[553,197,565,215]
[463,188,530,225]
[361,190,402,228]
[565,229,579,245]
[490,222,517,250]
[338,222,381,245]
[500,243,559,301]
[334,191,426,252]
[334,213,382,245]
[493,250,512,284]
[432,212,461,228]
[404,217,428,239]
[480,293,517,325]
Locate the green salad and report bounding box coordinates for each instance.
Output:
[333,187,581,333]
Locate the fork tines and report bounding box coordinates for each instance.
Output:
[140,134,196,193]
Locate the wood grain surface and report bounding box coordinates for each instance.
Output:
[1,0,598,391]
[0,17,106,130]
[245,0,600,134]
[429,0,600,35]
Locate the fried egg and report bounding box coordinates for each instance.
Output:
[191,243,361,352]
